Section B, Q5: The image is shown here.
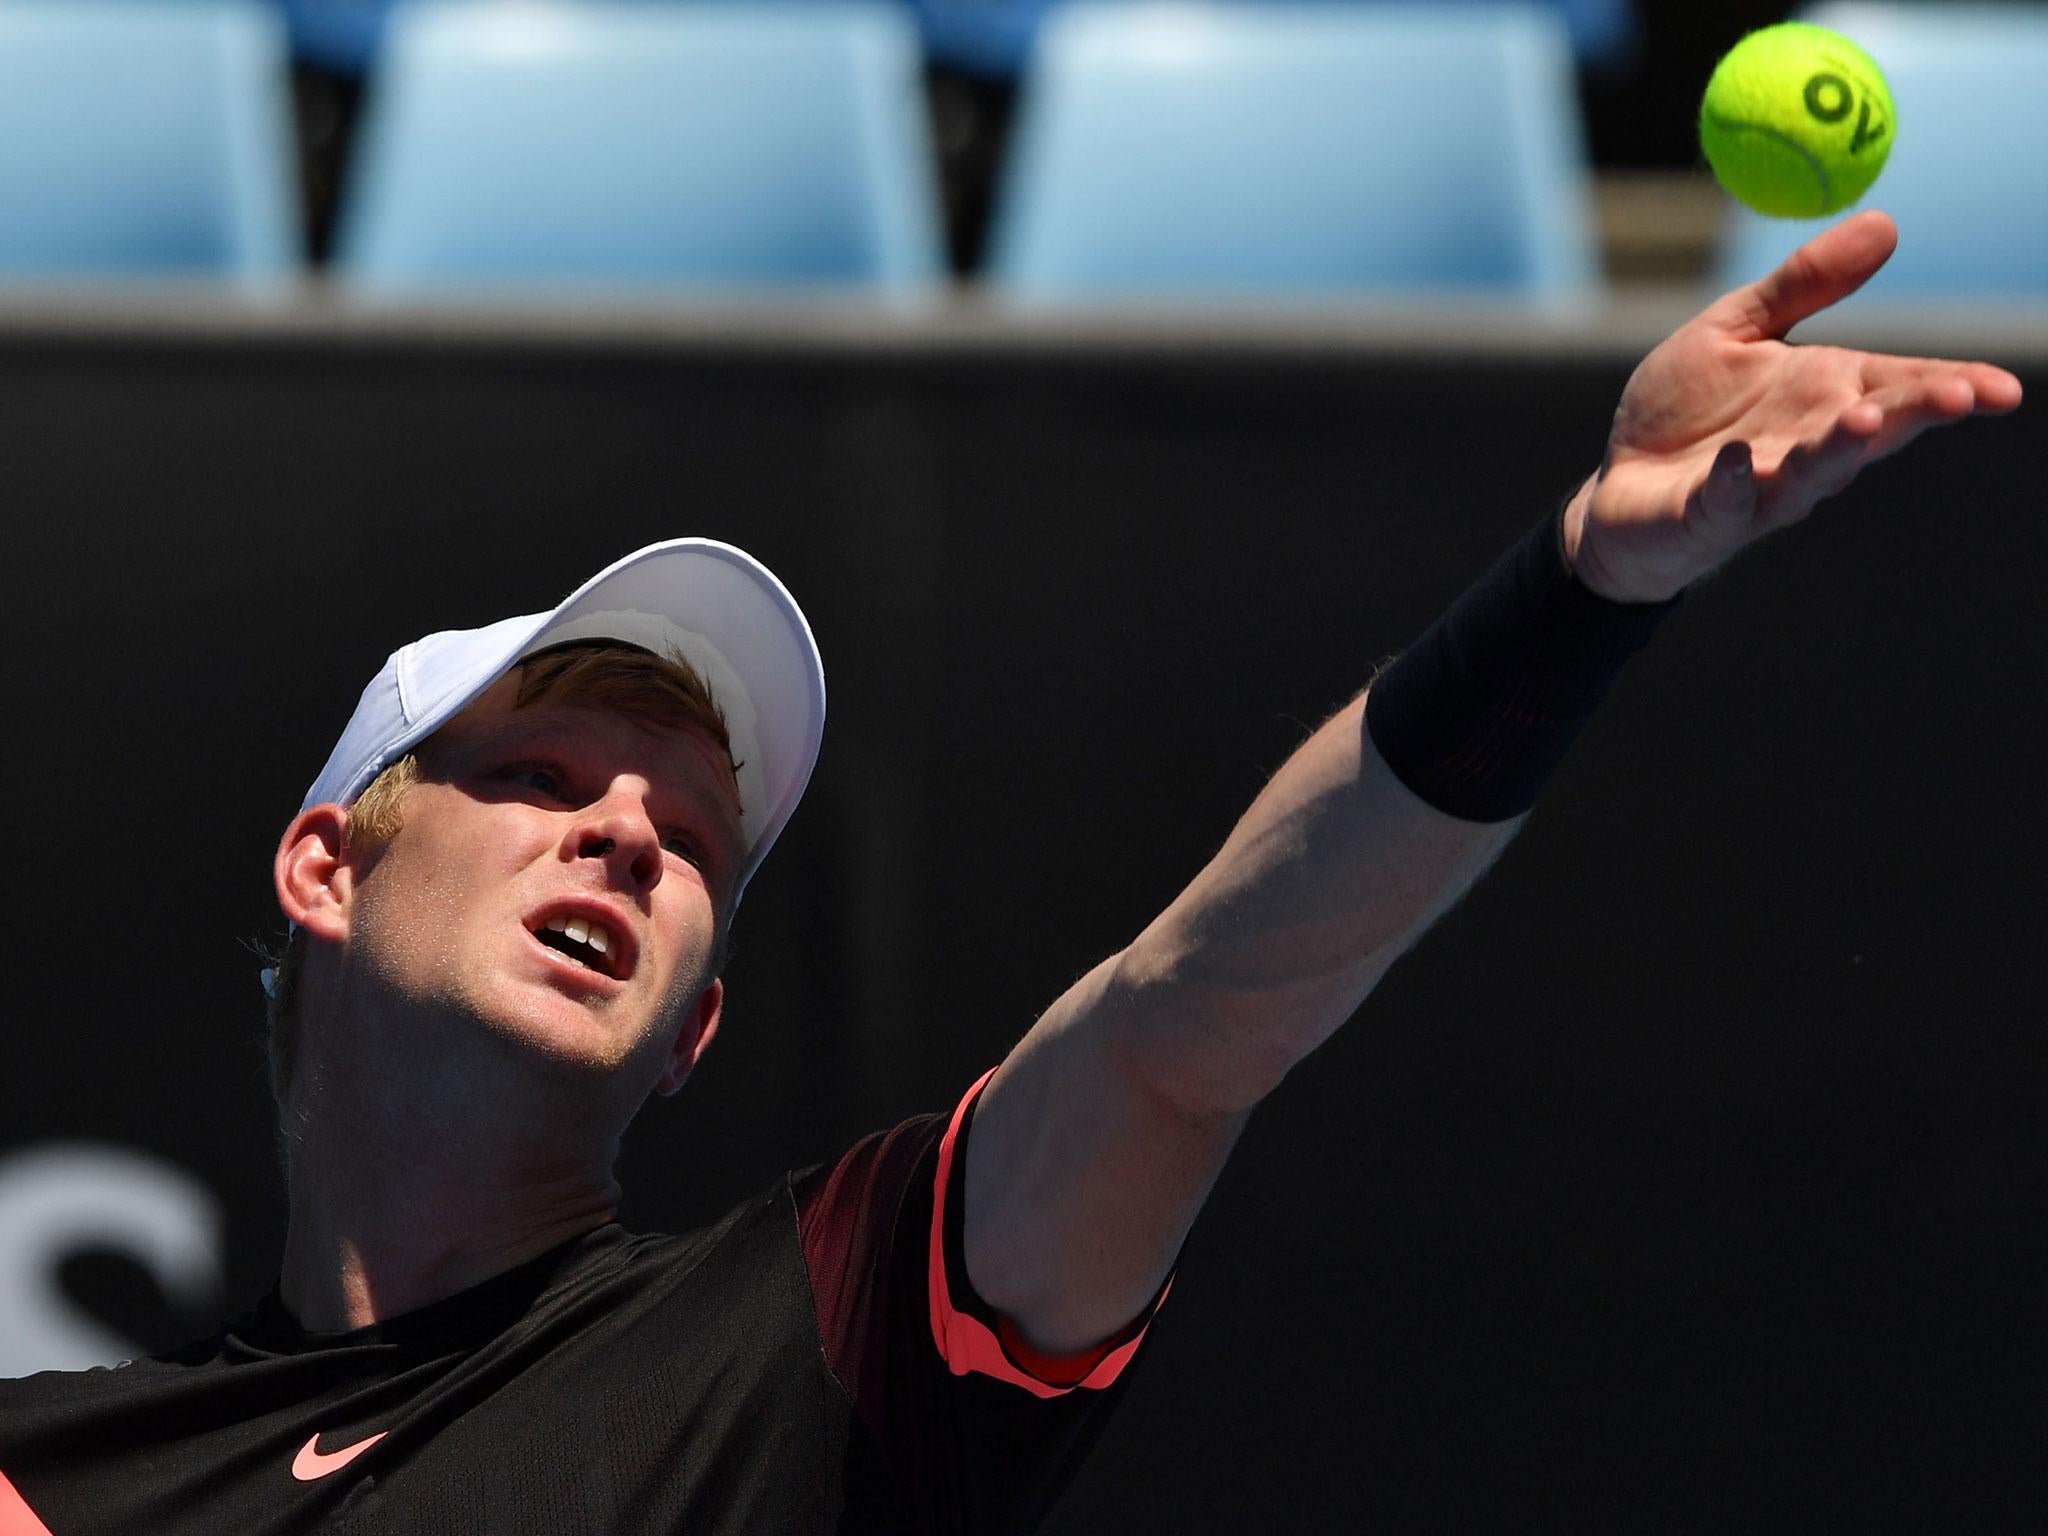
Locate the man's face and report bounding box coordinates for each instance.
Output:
[333,672,744,1096]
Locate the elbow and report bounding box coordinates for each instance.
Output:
[1101,939,1323,1123]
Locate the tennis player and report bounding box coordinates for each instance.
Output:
[0,212,2021,1534]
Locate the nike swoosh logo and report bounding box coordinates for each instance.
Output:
[291,1431,388,1482]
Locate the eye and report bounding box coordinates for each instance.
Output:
[661,831,700,864]
[503,763,565,798]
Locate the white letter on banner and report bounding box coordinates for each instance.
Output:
[0,1143,222,1377]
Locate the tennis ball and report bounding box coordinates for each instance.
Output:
[1699,22,1894,218]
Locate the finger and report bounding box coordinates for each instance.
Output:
[1976,366,2025,413]
[1858,355,2025,415]
[1691,438,1758,536]
[1762,378,1981,515]
[1761,410,1883,516]
[1849,378,1990,464]
[1712,210,1899,343]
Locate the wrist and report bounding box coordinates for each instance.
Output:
[1560,472,1635,604]
[1363,499,1679,822]
[1563,471,1698,605]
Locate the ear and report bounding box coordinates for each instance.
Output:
[655,977,723,1097]
[275,804,353,944]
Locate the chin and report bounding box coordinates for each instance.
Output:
[429,970,644,1082]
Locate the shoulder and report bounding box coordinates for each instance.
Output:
[790,1108,951,1239]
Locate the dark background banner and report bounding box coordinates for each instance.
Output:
[2,310,2042,1529]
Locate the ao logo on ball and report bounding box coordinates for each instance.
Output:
[1699,23,1896,218]
[1802,70,1887,155]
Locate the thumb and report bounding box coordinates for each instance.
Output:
[1693,439,1758,535]
[1716,209,1897,342]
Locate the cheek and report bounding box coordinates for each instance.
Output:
[355,831,504,955]
[651,893,721,987]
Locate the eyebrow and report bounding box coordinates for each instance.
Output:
[432,714,550,766]
[441,714,744,863]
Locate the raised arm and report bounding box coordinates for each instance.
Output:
[963,211,2023,1355]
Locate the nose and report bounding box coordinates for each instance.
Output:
[567,783,662,894]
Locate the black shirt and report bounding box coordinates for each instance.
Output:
[0,1080,1157,1534]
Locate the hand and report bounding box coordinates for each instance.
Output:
[1562,210,2024,603]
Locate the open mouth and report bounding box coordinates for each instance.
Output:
[530,914,620,979]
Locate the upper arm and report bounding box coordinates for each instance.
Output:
[963,957,1248,1355]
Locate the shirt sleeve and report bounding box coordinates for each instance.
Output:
[791,1069,1171,1534]
[924,1068,1165,1397]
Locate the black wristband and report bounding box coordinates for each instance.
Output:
[1363,503,1678,822]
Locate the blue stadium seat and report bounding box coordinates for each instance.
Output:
[335,1,946,295]
[913,0,1637,77]
[986,4,1601,305]
[0,0,301,284]
[282,0,398,74]
[1550,0,1638,71]
[1713,3,2048,303]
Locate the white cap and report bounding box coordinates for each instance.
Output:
[300,538,825,901]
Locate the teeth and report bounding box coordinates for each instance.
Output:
[535,914,615,971]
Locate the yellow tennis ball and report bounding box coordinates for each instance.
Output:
[1699,22,1895,218]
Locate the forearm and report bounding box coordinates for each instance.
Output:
[1111,499,1676,1114]
[1110,694,1519,1117]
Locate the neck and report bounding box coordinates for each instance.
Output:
[277,1018,624,1333]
